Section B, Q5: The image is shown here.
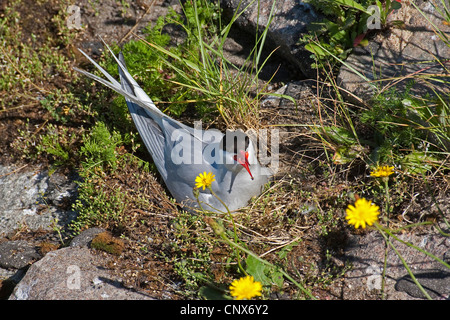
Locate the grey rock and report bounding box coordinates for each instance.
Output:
[0,268,27,299]
[395,269,450,300]
[221,0,323,78]
[70,227,105,248]
[9,247,154,300]
[261,80,317,108]
[45,171,79,208]
[343,230,450,300]
[261,84,289,108]
[338,0,450,104]
[0,165,77,236]
[0,240,41,269]
[0,267,17,280]
[78,0,170,55]
[395,244,450,299]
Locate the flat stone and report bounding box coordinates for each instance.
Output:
[221,0,323,78]
[0,240,41,270]
[0,165,77,236]
[70,227,105,248]
[343,229,450,300]
[395,268,450,300]
[338,0,450,104]
[9,247,154,300]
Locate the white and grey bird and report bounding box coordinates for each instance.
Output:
[74,42,271,213]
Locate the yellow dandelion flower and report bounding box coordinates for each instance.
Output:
[345,198,380,229]
[370,166,394,178]
[195,171,215,190]
[229,275,263,300]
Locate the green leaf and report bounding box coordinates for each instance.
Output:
[305,43,326,57]
[199,286,230,300]
[399,151,438,174]
[390,1,402,10]
[333,0,369,13]
[359,38,369,46]
[245,255,284,288]
[323,125,358,146]
[245,255,270,285]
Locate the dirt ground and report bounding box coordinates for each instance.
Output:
[1,0,449,300]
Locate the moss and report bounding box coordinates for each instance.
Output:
[91,232,125,255]
[38,242,60,255]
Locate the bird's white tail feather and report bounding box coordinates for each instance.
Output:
[74,45,165,127]
[101,41,160,112]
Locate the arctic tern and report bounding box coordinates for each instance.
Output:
[74,42,271,213]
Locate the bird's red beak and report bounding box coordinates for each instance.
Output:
[234,150,254,180]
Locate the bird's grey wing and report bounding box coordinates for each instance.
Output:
[118,53,168,180]
[130,106,168,180]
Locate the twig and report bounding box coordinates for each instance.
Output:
[259,236,303,258]
[118,0,158,44]
[0,46,50,94]
[0,164,29,179]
